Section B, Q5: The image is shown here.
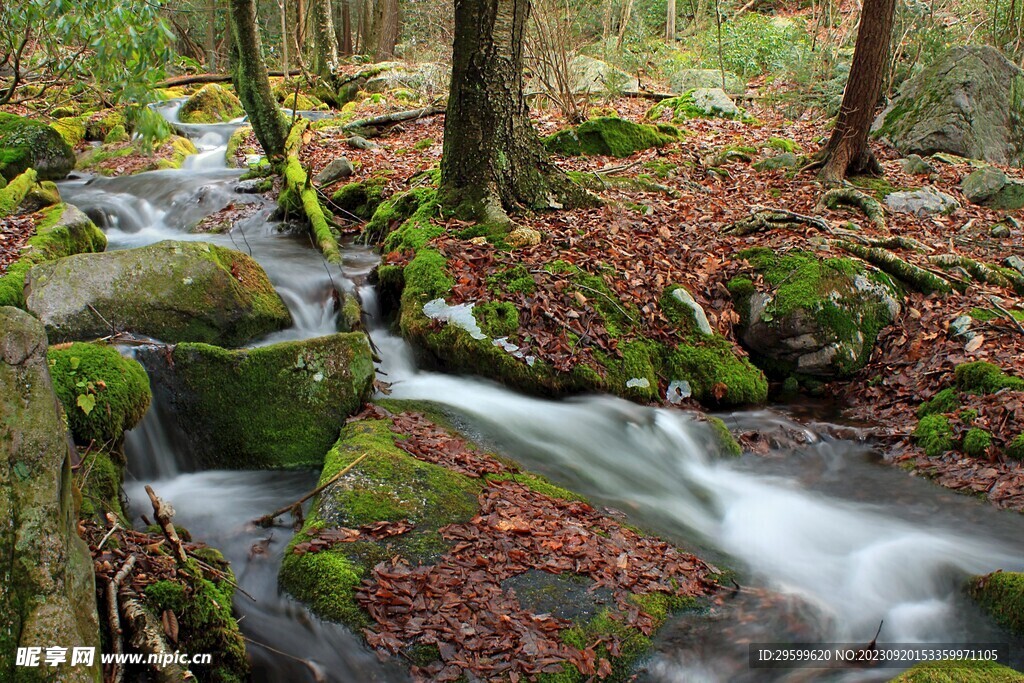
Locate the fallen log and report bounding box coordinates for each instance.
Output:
[342,105,445,132]
[145,485,189,568]
[282,120,342,264]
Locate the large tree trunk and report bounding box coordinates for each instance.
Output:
[229,0,288,158]
[440,0,588,224]
[365,0,400,60]
[312,0,340,79]
[817,0,896,184]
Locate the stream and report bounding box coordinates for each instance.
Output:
[57,102,1024,682]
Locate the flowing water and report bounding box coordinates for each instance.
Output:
[57,105,1024,682]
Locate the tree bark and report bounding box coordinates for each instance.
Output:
[336,0,353,55]
[206,0,218,71]
[312,0,340,79]
[365,0,400,60]
[817,0,896,183]
[440,0,589,224]
[229,0,288,158]
[666,0,676,42]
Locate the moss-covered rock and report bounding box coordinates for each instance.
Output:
[76,449,124,521]
[76,134,197,176]
[0,203,107,309]
[544,117,680,158]
[729,248,902,378]
[917,386,959,418]
[969,571,1024,636]
[150,333,374,469]
[51,116,87,147]
[25,240,291,346]
[889,659,1024,682]
[914,414,953,457]
[955,361,1024,394]
[144,574,249,683]
[179,83,244,124]
[647,88,747,122]
[0,306,102,681]
[47,342,150,447]
[83,109,126,141]
[331,176,389,220]
[962,427,992,458]
[0,112,76,181]
[0,168,39,216]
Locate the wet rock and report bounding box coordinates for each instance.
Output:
[884,186,960,216]
[961,166,1024,209]
[900,154,936,175]
[314,156,354,186]
[729,249,901,378]
[0,112,76,181]
[143,332,374,469]
[0,306,101,681]
[669,68,744,95]
[178,83,243,124]
[873,46,1024,167]
[24,240,291,346]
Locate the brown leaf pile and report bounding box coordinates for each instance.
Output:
[292,519,416,555]
[0,212,40,274]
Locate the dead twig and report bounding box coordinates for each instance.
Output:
[256,452,370,527]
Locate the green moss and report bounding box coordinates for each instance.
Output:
[474,300,520,337]
[51,117,86,147]
[77,449,124,520]
[47,342,151,446]
[169,333,374,469]
[970,572,1024,636]
[660,284,709,335]
[281,153,342,264]
[225,125,256,164]
[663,337,768,406]
[1006,434,1024,461]
[889,658,1024,682]
[370,187,441,251]
[0,168,37,216]
[963,428,992,458]
[144,576,249,682]
[331,176,388,220]
[179,83,244,124]
[486,264,537,295]
[914,414,953,457]
[83,109,126,141]
[646,90,750,122]
[279,549,367,626]
[767,136,800,153]
[0,112,75,181]
[955,361,1024,394]
[280,92,323,110]
[0,202,107,308]
[917,387,960,418]
[706,416,742,457]
[543,117,679,158]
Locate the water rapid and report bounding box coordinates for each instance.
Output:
[60,103,1024,682]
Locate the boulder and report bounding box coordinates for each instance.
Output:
[144,333,374,469]
[900,154,936,175]
[0,112,76,181]
[24,240,291,346]
[669,68,744,95]
[647,88,744,121]
[753,152,801,171]
[565,55,639,94]
[885,186,960,216]
[544,117,680,157]
[314,157,354,186]
[873,46,1024,167]
[729,249,901,378]
[961,166,1024,209]
[178,83,244,124]
[0,307,101,681]
[362,62,449,94]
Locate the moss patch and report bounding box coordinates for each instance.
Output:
[331,176,389,220]
[76,449,124,521]
[889,659,1024,682]
[48,342,151,447]
[544,117,680,158]
[969,572,1024,636]
[913,414,953,457]
[179,83,244,124]
[955,361,1024,394]
[918,387,960,418]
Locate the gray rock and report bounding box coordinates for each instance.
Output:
[1006,254,1024,276]
[0,306,101,681]
[991,224,1011,238]
[689,88,740,118]
[961,166,1024,209]
[670,286,713,335]
[753,152,801,171]
[362,62,449,94]
[314,157,354,186]
[884,186,960,216]
[0,113,76,181]
[25,240,291,346]
[900,154,936,175]
[949,314,975,339]
[669,68,744,95]
[873,46,1024,167]
[234,178,265,193]
[565,55,639,94]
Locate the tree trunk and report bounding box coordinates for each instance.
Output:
[207,0,218,71]
[337,0,353,56]
[229,0,288,158]
[312,0,340,79]
[279,0,290,74]
[817,0,896,184]
[666,0,676,42]
[440,0,589,224]
[366,0,400,60]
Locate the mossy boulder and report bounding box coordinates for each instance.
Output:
[83,109,126,141]
[178,83,244,124]
[0,202,107,309]
[873,46,1024,167]
[729,248,902,378]
[0,112,76,181]
[148,333,374,469]
[76,449,124,521]
[889,659,1024,682]
[331,176,388,220]
[669,68,744,95]
[969,571,1024,636]
[0,168,40,216]
[544,117,680,158]
[47,342,151,446]
[24,240,291,346]
[961,167,1024,210]
[51,117,87,147]
[647,88,745,121]
[0,307,101,681]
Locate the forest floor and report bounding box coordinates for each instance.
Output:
[293,95,1024,512]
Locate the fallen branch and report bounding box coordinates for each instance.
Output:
[722,206,832,236]
[256,452,370,527]
[282,120,342,264]
[342,105,445,132]
[120,591,196,681]
[145,485,190,569]
[106,555,136,683]
[929,254,1024,294]
[831,241,954,294]
[988,296,1024,336]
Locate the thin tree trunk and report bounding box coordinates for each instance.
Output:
[279,0,290,75]
[366,0,400,60]
[617,0,633,49]
[312,0,340,79]
[440,0,589,224]
[666,0,676,42]
[335,0,353,55]
[817,0,896,183]
[207,0,218,71]
[229,0,288,158]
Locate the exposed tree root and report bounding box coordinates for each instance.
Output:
[831,240,954,294]
[817,188,886,232]
[722,207,832,235]
[929,254,1024,294]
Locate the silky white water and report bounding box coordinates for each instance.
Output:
[56,102,1023,682]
